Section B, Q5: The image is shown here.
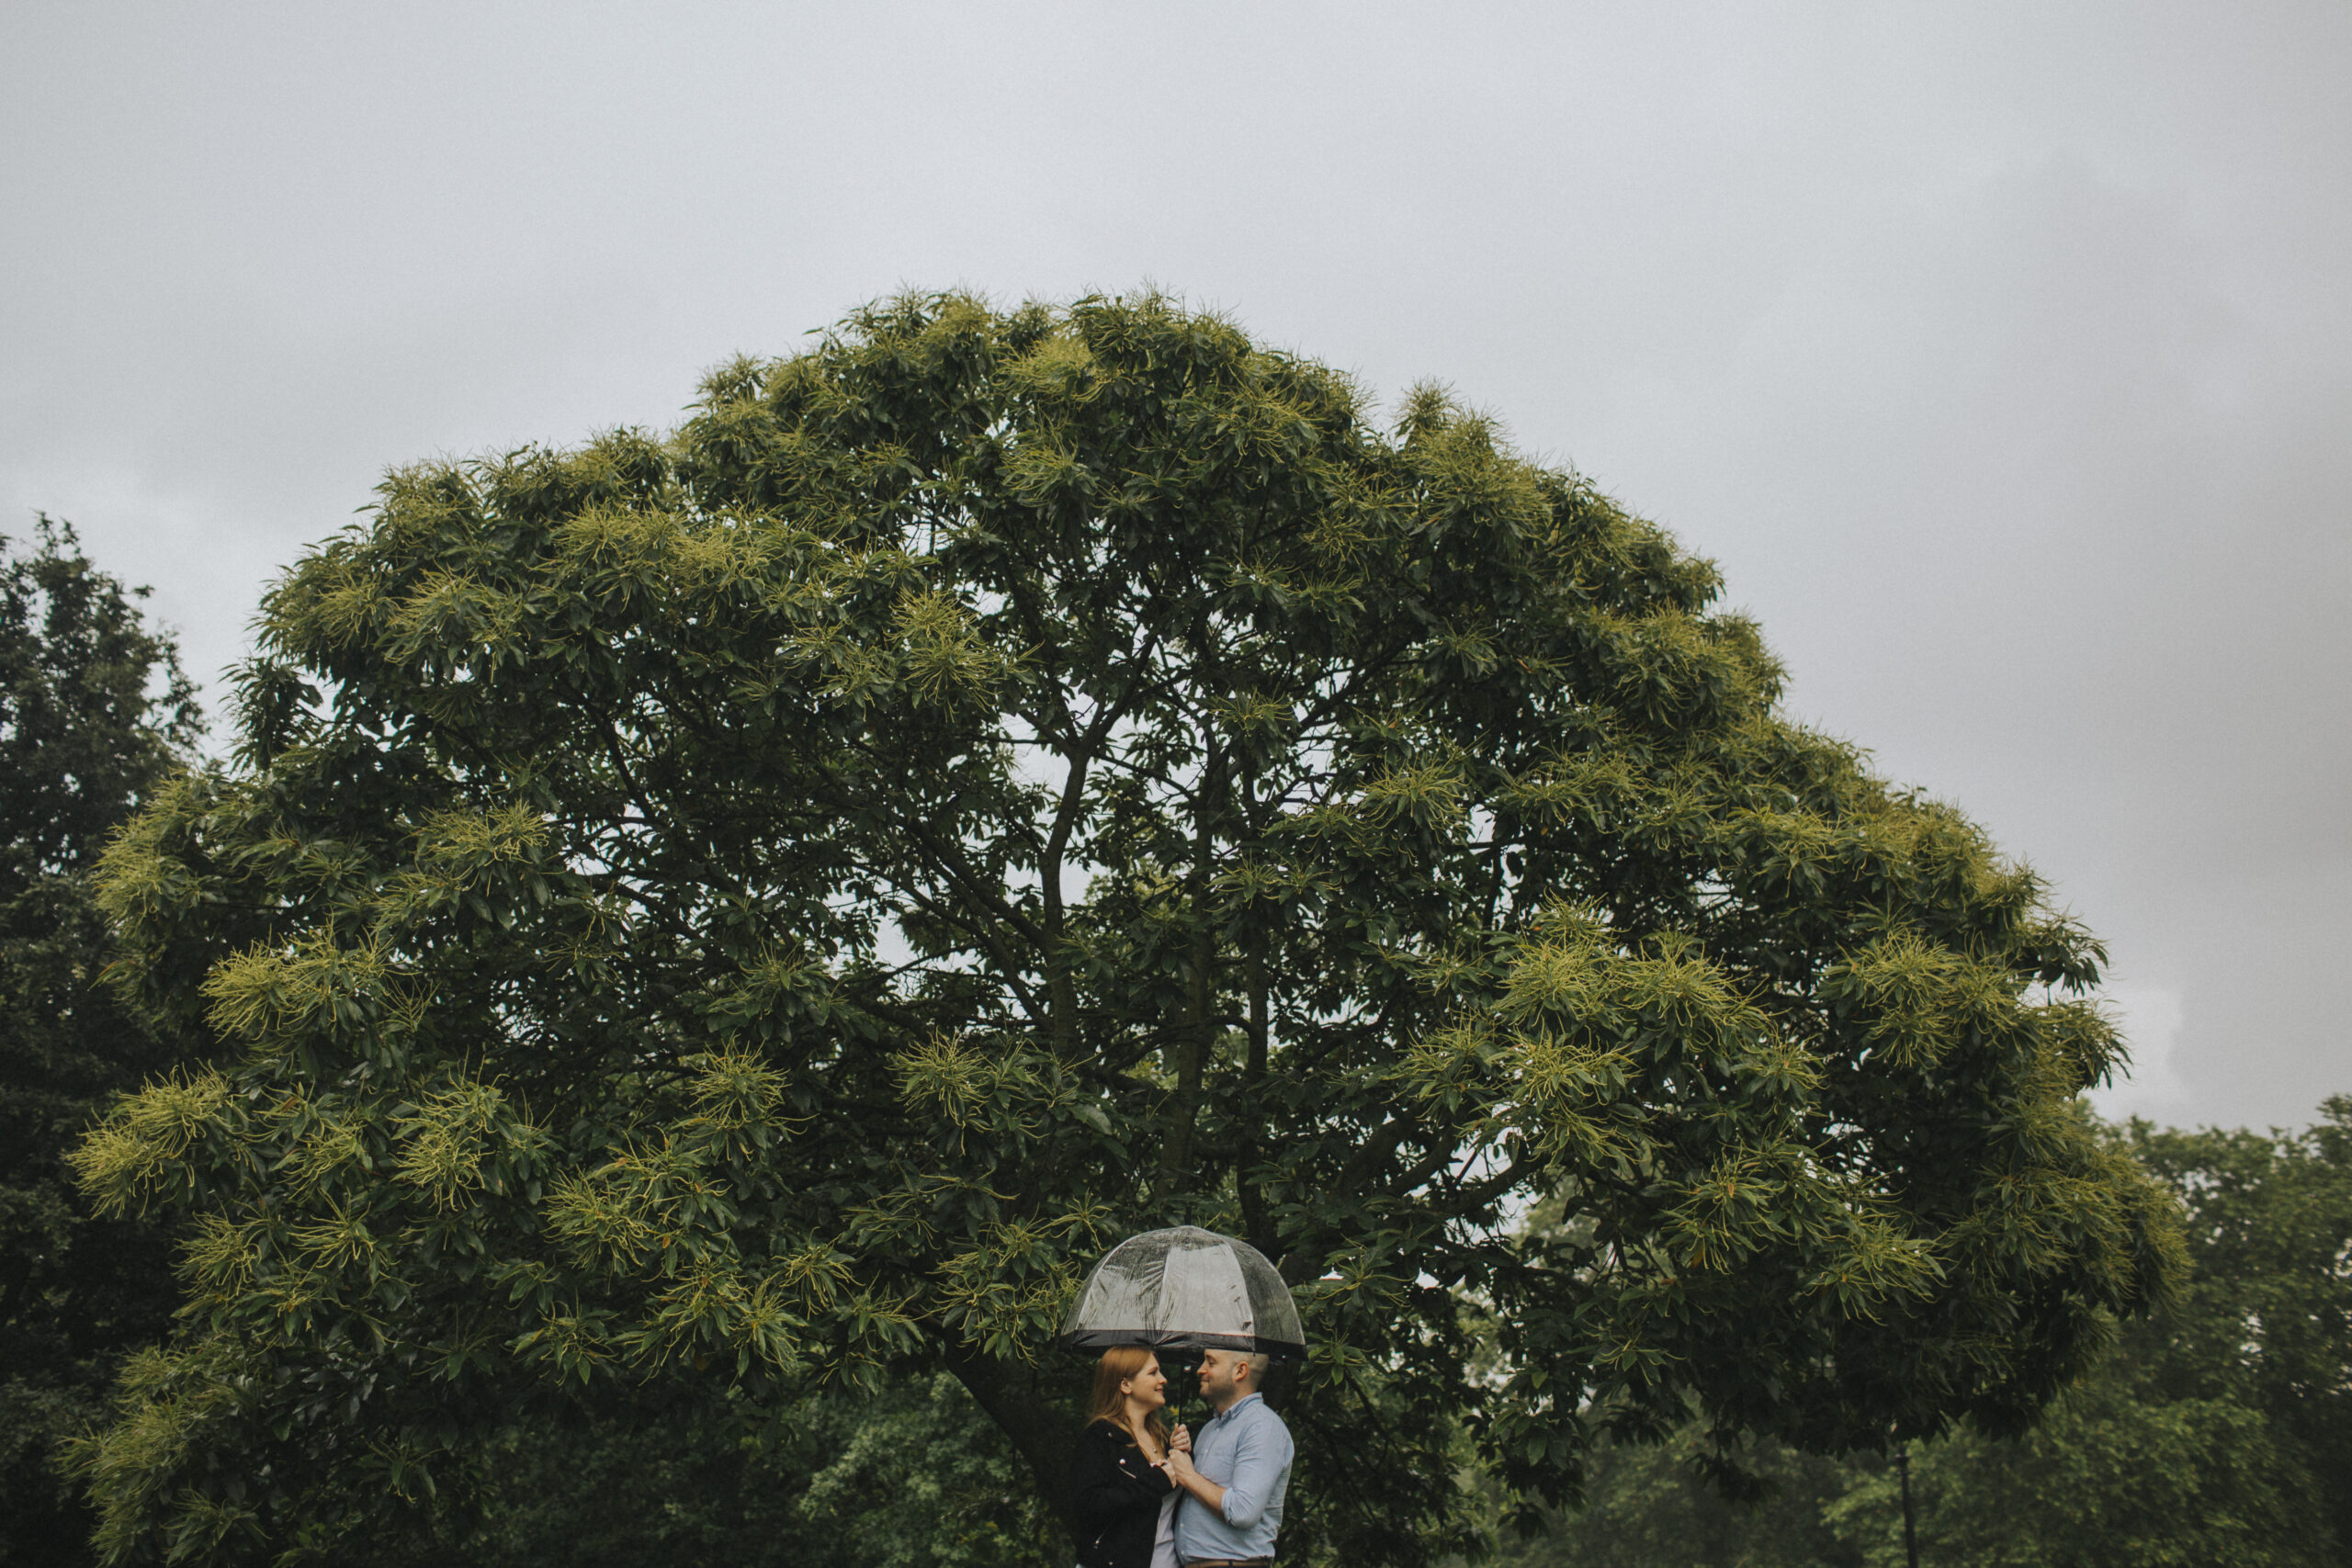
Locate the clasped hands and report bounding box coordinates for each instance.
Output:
[1156,1424,1194,1478]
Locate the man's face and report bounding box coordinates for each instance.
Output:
[1198,1349,1250,1401]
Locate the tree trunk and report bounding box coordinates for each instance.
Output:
[1239,946,1273,1255]
[941,1338,1083,1537]
[1160,731,1226,1192]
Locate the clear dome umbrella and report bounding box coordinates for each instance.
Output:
[1055,1225,1307,1359]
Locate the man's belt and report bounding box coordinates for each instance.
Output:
[1181,1560,1272,1567]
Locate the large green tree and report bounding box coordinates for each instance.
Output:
[0,518,201,1564]
[70,294,2176,1564]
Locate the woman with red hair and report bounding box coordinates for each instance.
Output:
[1069,1348,1191,1568]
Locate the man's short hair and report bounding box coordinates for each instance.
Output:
[1229,1349,1263,1383]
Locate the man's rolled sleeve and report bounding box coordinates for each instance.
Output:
[1216,1416,1294,1529]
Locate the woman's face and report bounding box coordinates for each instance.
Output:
[1121,1356,1167,1409]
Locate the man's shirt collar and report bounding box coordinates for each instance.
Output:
[1208,1392,1263,1424]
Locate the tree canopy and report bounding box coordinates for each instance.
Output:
[71,293,2177,1564]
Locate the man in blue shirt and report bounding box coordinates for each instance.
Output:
[1166,1348,1294,1565]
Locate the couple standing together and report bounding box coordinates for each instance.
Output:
[1071,1345,1294,1568]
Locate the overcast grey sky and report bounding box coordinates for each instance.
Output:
[5,2,2346,1130]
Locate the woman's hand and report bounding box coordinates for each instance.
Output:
[1170,1424,1192,1455]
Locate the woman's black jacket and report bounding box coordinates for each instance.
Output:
[1070,1417,1174,1568]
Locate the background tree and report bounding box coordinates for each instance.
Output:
[1481,1100,2350,1568]
[70,293,2177,1564]
[0,518,202,1564]
[2121,1096,2351,1551]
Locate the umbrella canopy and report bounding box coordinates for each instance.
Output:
[1056,1225,1307,1359]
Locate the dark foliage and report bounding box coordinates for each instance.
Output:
[0,518,201,1564]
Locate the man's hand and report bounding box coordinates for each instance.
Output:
[1164,1448,1227,1513]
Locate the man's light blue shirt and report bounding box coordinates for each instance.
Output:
[1173,1392,1293,1562]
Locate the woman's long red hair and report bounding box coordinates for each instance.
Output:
[1086,1346,1172,1447]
